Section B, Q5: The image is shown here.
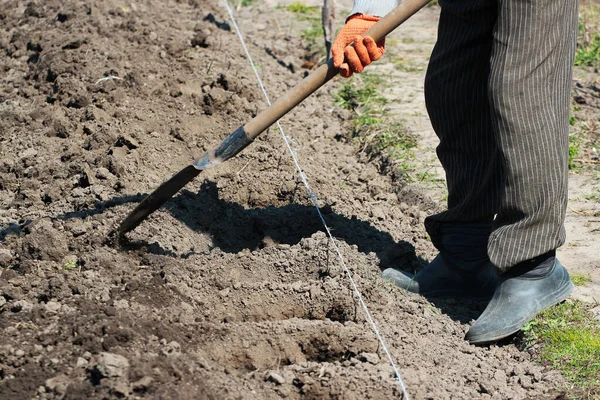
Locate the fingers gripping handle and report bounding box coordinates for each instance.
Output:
[243,0,431,140]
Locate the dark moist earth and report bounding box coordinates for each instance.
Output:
[0,1,570,399]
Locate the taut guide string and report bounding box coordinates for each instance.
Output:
[222,2,410,399]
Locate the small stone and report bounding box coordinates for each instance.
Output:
[218,287,230,297]
[0,284,23,300]
[11,300,33,313]
[132,376,153,391]
[95,352,130,378]
[83,351,92,360]
[0,248,13,267]
[520,375,534,389]
[292,281,309,293]
[82,270,96,279]
[44,301,61,314]
[360,352,380,365]
[19,148,38,159]
[113,299,129,309]
[15,349,25,357]
[45,375,69,395]
[494,369,507,384]
[113,380,130,396]
[160,341,181,356]
[370,206,386,221]
[266,371,285,385]
[115,134,139,150]
[0,297,6,307]
[95,167,112,180]
[76,357,88,367]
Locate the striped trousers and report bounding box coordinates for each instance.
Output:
[423,0,579,273]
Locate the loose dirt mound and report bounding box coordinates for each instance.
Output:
[1,1,568,399]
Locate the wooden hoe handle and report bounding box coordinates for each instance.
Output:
[243,0,432,140]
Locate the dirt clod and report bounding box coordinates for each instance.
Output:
[94,353,130,378]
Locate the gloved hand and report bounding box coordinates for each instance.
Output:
[332,14,385,78]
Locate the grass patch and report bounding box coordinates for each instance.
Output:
[237,0,257,7]
[334,73,417,179]
[281,2,325,56]
[522,301,600,398]
[301,24,324,42]
[575,5,600,69]
[571,273,593,286]
[575,32,600,68]
[62,258,78,271]
[569,132,582,170]
[286,2,318,14]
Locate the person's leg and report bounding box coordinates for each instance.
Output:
[423,0,501,229]
[467,0,579,344]
[485,0,577,271]
[382,0,500,297]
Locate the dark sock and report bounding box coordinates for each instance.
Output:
[505,250,556,279]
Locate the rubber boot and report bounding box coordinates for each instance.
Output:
[381,223,497,299]
[466,253,574,344]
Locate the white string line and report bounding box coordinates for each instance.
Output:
[222,3,410,399]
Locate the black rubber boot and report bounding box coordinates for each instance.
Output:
[381,223,497,299]
[466,253,574,344]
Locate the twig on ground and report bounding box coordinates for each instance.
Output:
[573,158,600,164]
[236,160,251,175]
[569,206,600,217]
[95,75,123,85]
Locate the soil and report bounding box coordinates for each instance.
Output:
[0,1,596,399]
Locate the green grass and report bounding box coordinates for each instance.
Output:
[282,2,324,54]
[569,132,581,170]
[522,301,600,399]
[585,192,600,201]
[569,102,582,170]
[575,20,600,68]
[301,24,324,42]
[286,2,318,14]
[62,258,78,271]
[571,273,593,286]
[334,73,417,179]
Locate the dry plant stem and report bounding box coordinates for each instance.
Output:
[583,0,590,48]
[322,0,335,59]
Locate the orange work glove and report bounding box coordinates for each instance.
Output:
[332,14,385,78]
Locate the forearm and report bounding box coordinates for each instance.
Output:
[349,0,400,18]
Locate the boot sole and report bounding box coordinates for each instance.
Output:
[467,279,575,345]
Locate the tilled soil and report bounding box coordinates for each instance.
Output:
[0,1,571,399]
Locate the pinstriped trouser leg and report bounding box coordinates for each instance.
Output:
[487,0,578,271]
[424,0,578,273]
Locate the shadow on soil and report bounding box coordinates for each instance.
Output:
[156,181,429,268]
[0,181,485,324]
